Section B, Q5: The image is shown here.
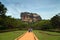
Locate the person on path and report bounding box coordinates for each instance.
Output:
[28,28,32,32]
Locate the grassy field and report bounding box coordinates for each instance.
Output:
[0,30,26,40]
[0,30,60,40]
[33,30,60,40]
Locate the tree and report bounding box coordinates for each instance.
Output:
[0,2,7,16]
[50,14,60,29]
[0,2,7,30]
[31,20,52,30]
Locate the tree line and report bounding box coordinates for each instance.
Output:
[0,2,60,32]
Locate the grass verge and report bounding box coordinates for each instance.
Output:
[0,30,26,40]
[33,30,60,40]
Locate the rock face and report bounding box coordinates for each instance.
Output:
[21,12,42,23]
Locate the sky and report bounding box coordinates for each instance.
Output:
[0,0,60,19]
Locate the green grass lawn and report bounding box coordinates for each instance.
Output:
[0,30,26,40]
[0,30,60,40]
[33,30,60,40]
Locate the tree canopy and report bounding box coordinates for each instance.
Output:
[0,2,7,16]
[50,14,60,29]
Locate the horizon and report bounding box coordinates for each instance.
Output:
[0,0,60,19]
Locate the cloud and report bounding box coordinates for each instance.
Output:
[1,0,60,19]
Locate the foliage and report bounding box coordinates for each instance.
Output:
[50,14,60,29]
[0,2,7,16]
[32,20,52,30]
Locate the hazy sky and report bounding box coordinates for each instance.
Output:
[0,0,60,19]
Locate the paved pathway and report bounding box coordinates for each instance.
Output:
[15,32,38,40]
